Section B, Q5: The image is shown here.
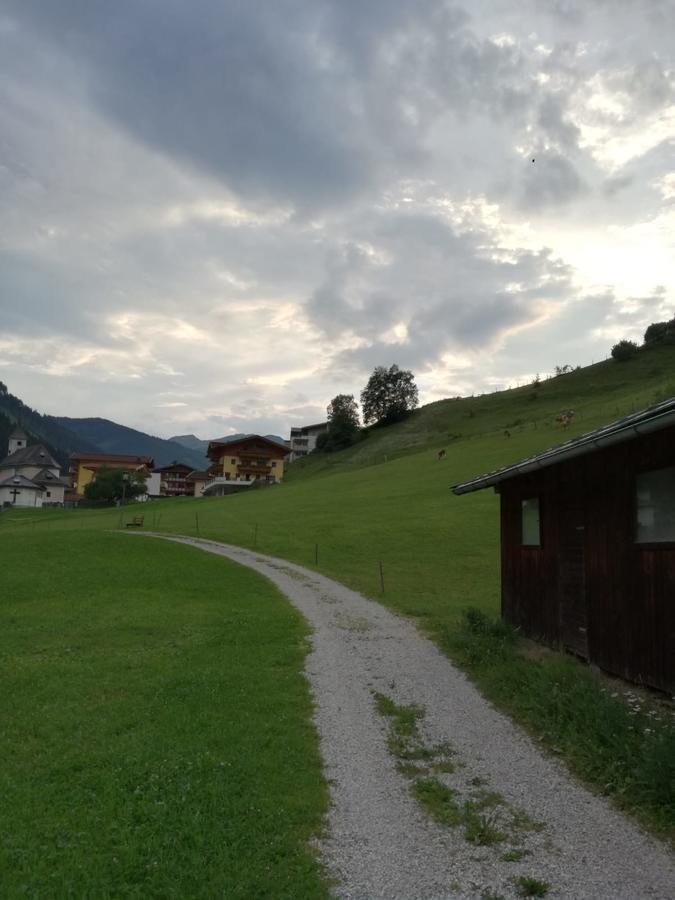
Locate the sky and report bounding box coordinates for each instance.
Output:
[1,0,674,440]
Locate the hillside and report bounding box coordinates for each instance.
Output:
[287,342,675,480]
[3,345,674,841]
[54,418,207,469]
[0,384,98,467]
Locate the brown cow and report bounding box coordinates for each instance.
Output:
[555,410,575,428]
[437,449,446,460]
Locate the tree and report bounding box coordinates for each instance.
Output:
[323,394,360,451]
[644,317,675,345]
[360,364,419,426]
[611,339,639,362]
[84,467,147,503]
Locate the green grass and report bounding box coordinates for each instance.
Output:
[445,610,675,841]
[0,531,329,898]
[1,345,674,841]
[514,875,550,897]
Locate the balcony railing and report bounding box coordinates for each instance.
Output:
[237,463,271,475]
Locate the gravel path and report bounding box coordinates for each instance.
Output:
[138,534,674,900]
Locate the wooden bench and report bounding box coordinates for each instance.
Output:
[126,516,145,528]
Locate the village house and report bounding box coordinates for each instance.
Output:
[186,470,210,497]
[153,461,194,497]
[204,435,289,496]
[69,451,155,500]
[452,397,675,693]
[0,427,69,507]
[288,422,328,462]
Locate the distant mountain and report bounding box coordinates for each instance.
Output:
[0,382,98,468]
[170,433,287,454]
[0,380,281,473]
[54,418,207,469]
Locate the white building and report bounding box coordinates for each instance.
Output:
[0,427,69,508]
[288,422,328,462]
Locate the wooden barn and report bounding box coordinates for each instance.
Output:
[452,398,675,693]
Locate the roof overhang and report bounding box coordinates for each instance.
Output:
[451,396,675,495]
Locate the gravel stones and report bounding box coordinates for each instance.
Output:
[148,536,675,900]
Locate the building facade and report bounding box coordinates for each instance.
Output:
[288,422,328,462]
[453,398,675,693]
[186,470,210,496]
[204,435,289,495]
[0,428,69,507]
[154,462,194,497]
[69,452,154,498]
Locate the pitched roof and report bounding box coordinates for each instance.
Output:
[154,462,193,474]
[0,444,59,469]
[291,422,327,435]
[10,426,28,439]
[207,434,290,460]
[70,452,154,465]
[186,470,210,481]
[0,474,43,490]
[452,396,675,495]
[33,468,70,487]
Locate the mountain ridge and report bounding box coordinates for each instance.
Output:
[54,417,207,469]
[170,433,287,454]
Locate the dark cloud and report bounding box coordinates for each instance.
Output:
[0,0,673,436]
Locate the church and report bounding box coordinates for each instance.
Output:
[0,427,70,508]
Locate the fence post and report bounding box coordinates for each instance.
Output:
[195,513,200,537]
[314,543,318,565]
[379,560,385,594]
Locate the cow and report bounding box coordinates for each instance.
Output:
[555,410,575,428]
[437,449,446,460]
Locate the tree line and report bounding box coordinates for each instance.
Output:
[317,364,419,453]
[611,314,675,361]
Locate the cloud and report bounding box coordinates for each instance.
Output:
[0,0,674,438]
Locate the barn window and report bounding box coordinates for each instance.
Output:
[636,467,675,543]
[521,497,541,546]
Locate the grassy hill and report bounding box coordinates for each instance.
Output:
[289,342,675,479]
[2,345,674,839]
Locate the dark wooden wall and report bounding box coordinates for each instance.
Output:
[499,424,675,692]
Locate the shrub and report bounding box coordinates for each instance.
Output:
[611,340,639,362]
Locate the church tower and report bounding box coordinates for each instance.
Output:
[8,426,28,456]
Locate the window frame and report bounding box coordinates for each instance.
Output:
[634,465,675,549]
[521,496,542,548]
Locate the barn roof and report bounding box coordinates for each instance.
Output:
[451,395,675,495]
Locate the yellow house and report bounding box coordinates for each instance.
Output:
[205,435,289,494]
[69,452,154,496]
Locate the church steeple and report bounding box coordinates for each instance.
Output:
[8,426,28,456]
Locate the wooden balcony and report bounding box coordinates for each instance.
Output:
[237,463,272,475]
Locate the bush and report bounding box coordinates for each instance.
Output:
[644,317,675,345]
[611,340,639,362]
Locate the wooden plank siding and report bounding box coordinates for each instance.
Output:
[499,424,675,693]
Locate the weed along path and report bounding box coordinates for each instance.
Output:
[135,534,674,900]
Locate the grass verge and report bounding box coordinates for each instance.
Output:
[441,609,675,844]
[0,531,329,898]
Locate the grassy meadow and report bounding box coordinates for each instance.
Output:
[1,344,674,859]
[0,531,329,898]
